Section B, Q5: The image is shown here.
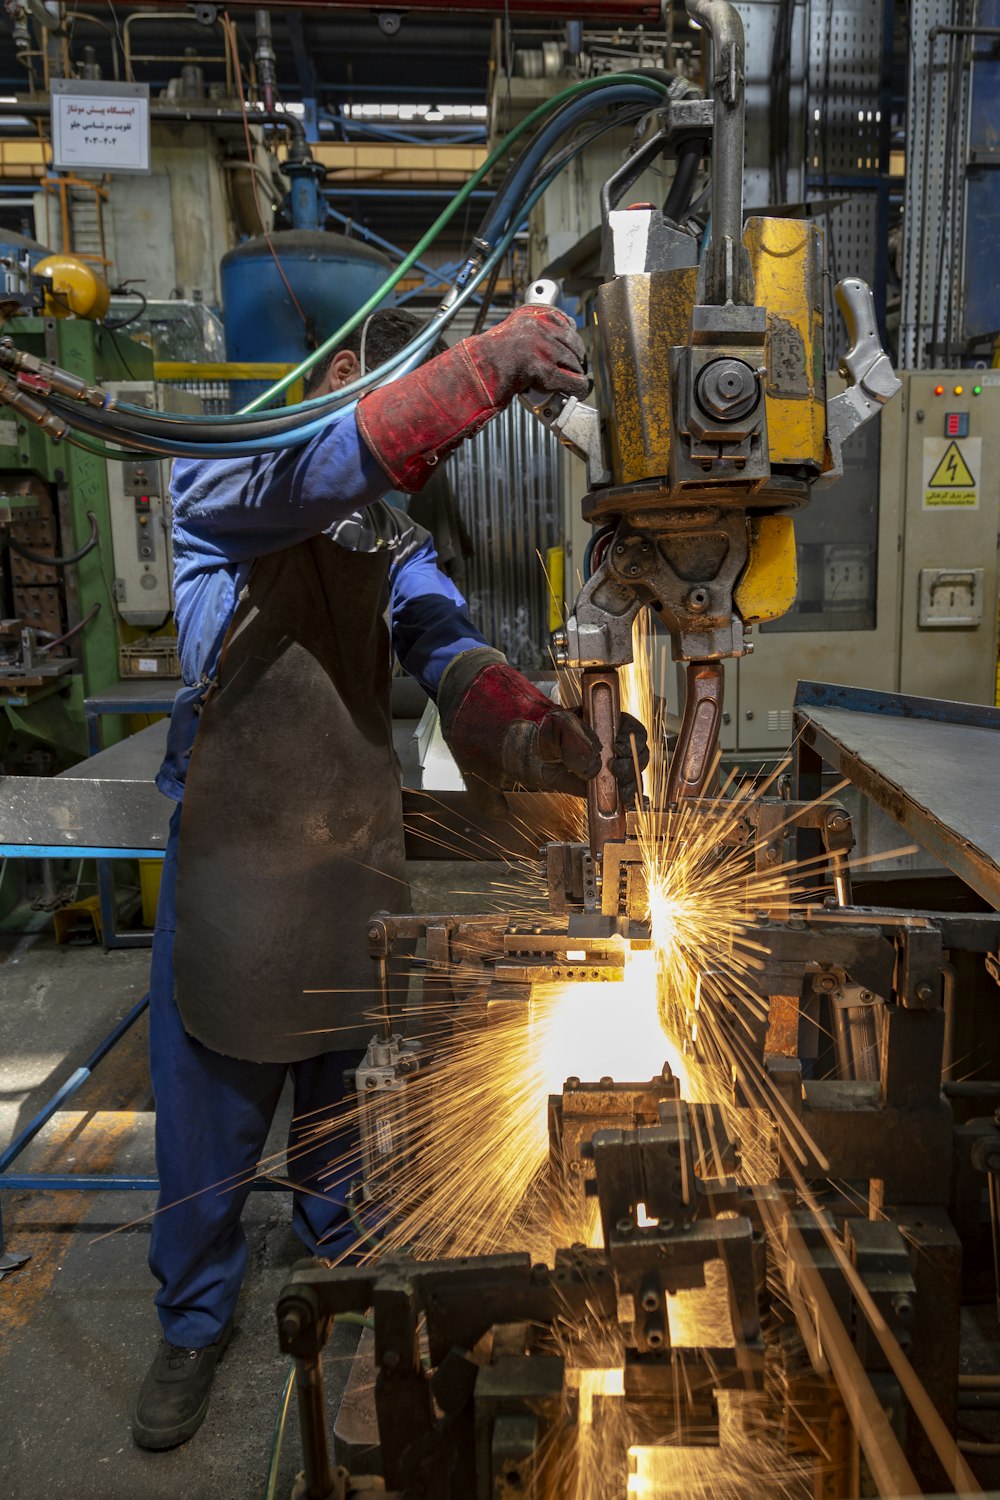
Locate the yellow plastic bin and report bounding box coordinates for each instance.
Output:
[139,859,163,928]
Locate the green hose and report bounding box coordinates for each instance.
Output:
[240,71,672,413]
[262,1361,295,1500]
[261,1315,376,1500]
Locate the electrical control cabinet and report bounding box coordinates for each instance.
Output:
[733,372,1000,752]
[104,383,173,628]
[897,373,1000,702]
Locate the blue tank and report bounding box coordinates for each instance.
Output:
[220,229,393,368]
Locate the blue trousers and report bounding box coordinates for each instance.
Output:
[148,808,363,1348]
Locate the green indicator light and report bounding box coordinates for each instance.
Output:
[973,384,983,395]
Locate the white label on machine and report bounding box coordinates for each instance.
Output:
[50,80,150,174]
[0,421,17,446]
[922,437,980,509]
[137,657,158,674]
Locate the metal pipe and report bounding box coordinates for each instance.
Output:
[254,10,277,115]
[580,667,626,859]
[928,25,1000,41]
[943,1080,1000,1098]
[685,0,747,304]
[294,1353,336,1500]
[0,96,308,151]
[375,956,392,1042]
[941,961,957,1082]
[88,0,663,16]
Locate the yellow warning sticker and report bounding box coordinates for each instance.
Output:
[923,436,980,509]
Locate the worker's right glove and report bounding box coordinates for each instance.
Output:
[356,305,589,492]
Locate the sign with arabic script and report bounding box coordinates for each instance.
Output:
[51,80,150,174]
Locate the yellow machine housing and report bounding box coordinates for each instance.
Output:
[745,216,827,469]
[592,267,699,488]
[591,216,828,491]
[34,254,111,322]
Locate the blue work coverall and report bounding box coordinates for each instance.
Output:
[149,409,486,1348]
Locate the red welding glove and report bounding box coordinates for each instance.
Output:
[356,305,589,492]
[438,647,649,809]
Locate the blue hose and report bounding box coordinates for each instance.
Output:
[476,83,663,247]
[103,83,665,436]
[64,168,562,461]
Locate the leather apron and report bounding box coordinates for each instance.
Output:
[173,522,410,1062]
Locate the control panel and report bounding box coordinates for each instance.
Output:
[104,383,173,627]
[726,371,1000,752]
[899,373,1000,701]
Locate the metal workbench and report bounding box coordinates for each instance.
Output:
[793,682,1000,911]
[0,718,172,862]
[84,677,179,756]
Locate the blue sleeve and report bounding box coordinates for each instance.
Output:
[390,535,489,697]
[170,410,391,566]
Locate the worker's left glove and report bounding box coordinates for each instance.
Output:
[438,647,649,806]
[357,305,589,492]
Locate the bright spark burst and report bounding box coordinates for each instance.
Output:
[362,949,688,1264]
[299,612,947,1499]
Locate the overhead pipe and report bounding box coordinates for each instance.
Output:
[686,0,750,305]
[0,95,309,154]
[84,0,660,15]
[254,9,277,114]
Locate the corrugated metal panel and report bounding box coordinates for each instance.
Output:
[446,402,562,670]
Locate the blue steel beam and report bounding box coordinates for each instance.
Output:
[0,994,150,1176]
[0,846,164,859]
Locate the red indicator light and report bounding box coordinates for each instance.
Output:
[934,385,945,396]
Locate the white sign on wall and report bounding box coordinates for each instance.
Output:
[50,80,150,174]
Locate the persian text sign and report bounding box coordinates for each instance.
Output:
[51,80,150,174]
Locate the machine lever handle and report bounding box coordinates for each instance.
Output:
[818,277,902,489]
[835,277,901,405]
[521,277,566,413]
[517,279,608,483]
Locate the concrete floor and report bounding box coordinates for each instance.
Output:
[0,860,506,1500]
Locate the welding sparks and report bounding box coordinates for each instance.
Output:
[344,948,690,1264]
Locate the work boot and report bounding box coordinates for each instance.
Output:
[131,1318,234,1450]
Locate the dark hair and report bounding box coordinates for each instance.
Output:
[303,307,446,397]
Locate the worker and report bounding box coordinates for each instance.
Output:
[131,303,647,1451]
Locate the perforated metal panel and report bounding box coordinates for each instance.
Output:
[735,0,808,209]
[806,0,884,172]
[804,0,889,364]
[899,0,970,368]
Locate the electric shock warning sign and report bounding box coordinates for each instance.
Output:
[922,436,981,509]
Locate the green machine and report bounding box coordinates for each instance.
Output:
[0,315,171,772]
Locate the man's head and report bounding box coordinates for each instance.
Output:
[304,307,442,398]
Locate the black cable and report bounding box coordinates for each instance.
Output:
[769,0,794,205]
[37,601,101,653]
[45,118,638,451]
[663,137,705,222]
[105,286,148,332]
[471,258,503,335]
[6,510,99,567]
